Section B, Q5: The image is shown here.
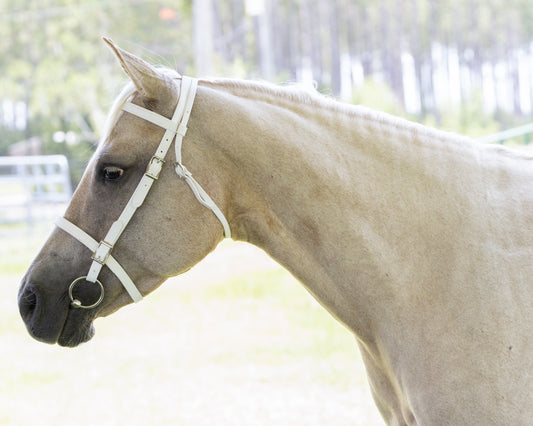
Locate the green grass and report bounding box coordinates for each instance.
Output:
[0,182,25,194]
[2,235,384,425]
[0,229,49,274]
[202,269,358,367]
[202,268,290,300]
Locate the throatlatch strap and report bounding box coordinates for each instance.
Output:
[122,78,231,238]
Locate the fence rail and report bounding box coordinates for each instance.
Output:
[0,155,72,227]
[477,122,533,144]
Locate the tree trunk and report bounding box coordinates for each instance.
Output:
[329,0,341,95]
[193,0,214,76]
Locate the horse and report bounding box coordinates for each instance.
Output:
[18,38,533,425]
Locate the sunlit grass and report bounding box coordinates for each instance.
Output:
[202,269,360,375]
[0,227,50,274]
[2,232,384,425]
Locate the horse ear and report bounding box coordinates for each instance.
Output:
[102,37,174,100]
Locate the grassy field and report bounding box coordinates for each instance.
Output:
[1,225,384,425]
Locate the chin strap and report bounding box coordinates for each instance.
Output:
[56,76,230,308]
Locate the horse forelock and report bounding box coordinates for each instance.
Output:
[100,67,181,145]
[99,81,136,145]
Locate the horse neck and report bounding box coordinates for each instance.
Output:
[192,81,489,333]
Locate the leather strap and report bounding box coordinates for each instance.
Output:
[174,163,232,237]
[122,78,231,238]
[122,103,174,130]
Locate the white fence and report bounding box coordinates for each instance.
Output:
[0,155,72,227]
[477,122,533,144]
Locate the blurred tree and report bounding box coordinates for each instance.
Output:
[1,0,532,186]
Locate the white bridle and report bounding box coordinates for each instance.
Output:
[55,76,231,309]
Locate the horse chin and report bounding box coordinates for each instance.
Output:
[57,313,96,348]
[57,324,95,347]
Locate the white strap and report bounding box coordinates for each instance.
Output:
[122,103,174,130]
[171,79,231,237]
[55,217,143,303]
[83,173,158,285]
[174,77,197,165]
[87,77,201,285]
[56,216,98,252]
[123,78,230,238]
[175,164,232,238]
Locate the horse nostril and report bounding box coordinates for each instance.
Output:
[18,281,68,345]
[19,285,38,322]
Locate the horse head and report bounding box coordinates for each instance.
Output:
[18,39,229,347]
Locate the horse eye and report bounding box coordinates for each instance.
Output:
[103,166,124,181]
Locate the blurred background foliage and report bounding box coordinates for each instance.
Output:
[1,0,533,185]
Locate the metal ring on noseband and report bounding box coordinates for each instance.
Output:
[68,276,104,309]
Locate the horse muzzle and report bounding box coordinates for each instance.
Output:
[18,278,98,346]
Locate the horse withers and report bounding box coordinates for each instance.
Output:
[18,38,533,425]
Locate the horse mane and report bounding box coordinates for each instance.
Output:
[203,76,473,148]
[200,76,330,111]
[102,67,434,146]
[102,68,527,161]
[99,81,136,144]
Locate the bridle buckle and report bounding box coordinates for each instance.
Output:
[91,240,113,265]
[174,162,192,179]
[145,155,165,180]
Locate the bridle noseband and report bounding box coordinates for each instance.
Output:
[55,76,231,309]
